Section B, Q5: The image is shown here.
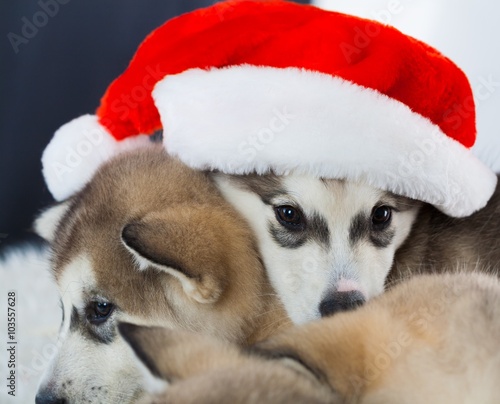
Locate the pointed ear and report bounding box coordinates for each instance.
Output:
[34,201,71,242]
[120,210,227,304]
[118,322,243,383]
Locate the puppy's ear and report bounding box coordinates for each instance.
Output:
[118,323,170,396]
[118,323,243,383]
[34,201,71,242]
[120,323,335,404]
[121,209,228,304]
[250,341,324,385]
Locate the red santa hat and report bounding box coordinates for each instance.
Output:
[42,0,497,217]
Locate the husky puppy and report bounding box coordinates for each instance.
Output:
[214,173,500,323]
[119,323,332,404]
[122,272,500,404]
[34,147,289,404]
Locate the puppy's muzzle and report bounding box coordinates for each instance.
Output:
[319,290,365,317]
[35,388,67,404]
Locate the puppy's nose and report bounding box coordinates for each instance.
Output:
[35,389,67,404]
[319,290,365,317]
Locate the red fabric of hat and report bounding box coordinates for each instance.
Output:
[41,0,497,217]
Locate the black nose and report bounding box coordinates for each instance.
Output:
[35,389,67,404]
[319,290,365,317]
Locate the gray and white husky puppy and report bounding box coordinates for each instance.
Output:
[214,173,500,324]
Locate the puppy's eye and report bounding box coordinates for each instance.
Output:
[371,206,392,228]
[275,205,304,229]
[86,302,114,325]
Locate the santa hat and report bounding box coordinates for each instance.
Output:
[42,0,497,217]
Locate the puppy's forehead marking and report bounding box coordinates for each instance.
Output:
[279,175,382,221]
[58,255,125,344]
[309,213,330,246]
[58,255,96,301]
[57,254,97,334]
[349,212,370,245]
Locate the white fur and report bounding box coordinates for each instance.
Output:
[57,255,97,319]
[42,115,151,201]
[40,326,143,403]
[153,66,497,218]
[216,175,417,324]
[34,202,70,242]
[37,255,146,403]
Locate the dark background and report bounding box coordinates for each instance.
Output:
[0,1,310,252]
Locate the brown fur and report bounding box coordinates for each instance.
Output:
[128,272,500,403]
[119,324,333,404]
[390,176,500,284]
[47,146,290,343]
[35,147,292,403]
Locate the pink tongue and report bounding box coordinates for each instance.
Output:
[336,278,360,293]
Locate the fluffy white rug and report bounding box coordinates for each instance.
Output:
[0,245,60,403]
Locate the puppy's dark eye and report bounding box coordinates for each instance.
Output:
[371,206,392,228]
[86,302,114,325]
[275,205,304,229]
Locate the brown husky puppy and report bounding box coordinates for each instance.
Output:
[123,271,500,404]
[34,146,290,404]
